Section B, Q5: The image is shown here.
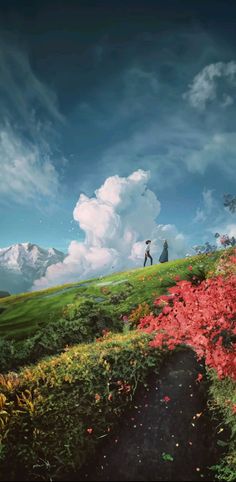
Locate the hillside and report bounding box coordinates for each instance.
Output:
[0,248,235,482]
[0,252,220,342]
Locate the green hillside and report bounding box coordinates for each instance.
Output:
[0,253,220,342]
[0,248,235,482]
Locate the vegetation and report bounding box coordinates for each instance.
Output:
[209,373,236,482]
[0,252,222,372]
[138,248,236,480]
[0,332,162,481]
[0,247,235,481]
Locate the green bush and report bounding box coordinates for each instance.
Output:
[0,331,162,481]
[0,300,123,372]
[208,371,236,481]
[0,339,16,372]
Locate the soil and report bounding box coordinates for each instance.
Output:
[73,349,225,482]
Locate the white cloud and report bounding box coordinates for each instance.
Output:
[186,132,236,177]
[0,125,60,202]
[0,40,64,203]
[194,189,215,223]
[222,94,234,108]
[183,61,236,110]
[0,41,64,127]
[33,170,188,289]
[226,224,236,238]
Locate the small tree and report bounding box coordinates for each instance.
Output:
[223,194,236,213]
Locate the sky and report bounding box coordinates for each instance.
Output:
[0,0,236,285]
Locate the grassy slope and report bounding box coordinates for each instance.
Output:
[0,252,220,341]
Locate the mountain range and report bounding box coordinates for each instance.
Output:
[0,243,65,294]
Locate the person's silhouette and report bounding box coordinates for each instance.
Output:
[159,240,168,263]
[144,240,153,267]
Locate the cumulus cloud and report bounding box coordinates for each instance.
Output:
[183,61,236,110]
[33,170,188,289]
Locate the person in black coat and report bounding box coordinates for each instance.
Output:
[159,240,168,263]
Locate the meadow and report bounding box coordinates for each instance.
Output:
[0,249,235,481]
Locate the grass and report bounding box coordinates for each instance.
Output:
[0,252,221,341]
[0,331,163,481]
[0,248,234,481]
[208,372,236,482]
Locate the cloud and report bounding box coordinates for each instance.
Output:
[0,124,60,202]
[225,224,236,237]
[33,170,188,289]
[0,39,64,203]
[194,189,215,223]
[183,61,236,110]
[186,132,236,178]
[0,40,64,127]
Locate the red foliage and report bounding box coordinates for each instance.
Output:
[138,275,236,380]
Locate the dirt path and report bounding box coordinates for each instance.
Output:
[75,349,224,482]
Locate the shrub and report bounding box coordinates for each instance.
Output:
[0,300,123,372]
[214,249,236,278]
[139,274,236,380]
[0,339,16,373]
[128,302,151,327]
[0,331,162,481]
[208,371,236,481]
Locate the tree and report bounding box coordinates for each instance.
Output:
[223,194,236,213]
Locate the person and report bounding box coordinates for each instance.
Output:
[144,240,153,267]
[159,240,168,263]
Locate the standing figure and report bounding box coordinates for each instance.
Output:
[144,240,153,267]
[159,240,168,263]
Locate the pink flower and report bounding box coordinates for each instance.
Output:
[87,428,93,434]
[163,396,171,403]
[232,404,236,414]
[196,373,203,383]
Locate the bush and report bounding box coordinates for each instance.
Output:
[0,331,162,481]
[0,339,15,372]
[139,274,236,379]
[0,300,123,372]
[208,371,236,481]
[128,302,151,327]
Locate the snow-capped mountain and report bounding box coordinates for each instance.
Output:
[0,243,65,294]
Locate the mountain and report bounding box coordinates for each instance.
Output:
[0,291,10,298]
[0,243,65,294]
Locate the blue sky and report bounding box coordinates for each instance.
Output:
[0,0,236,258]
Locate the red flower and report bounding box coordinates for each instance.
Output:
[174,275,181,281]
[87,428,93,434]
[196,373,203,383]
[139,274,236,380]
[163,396,171,403]
[232,404,236,414]
[188,265,193,271]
